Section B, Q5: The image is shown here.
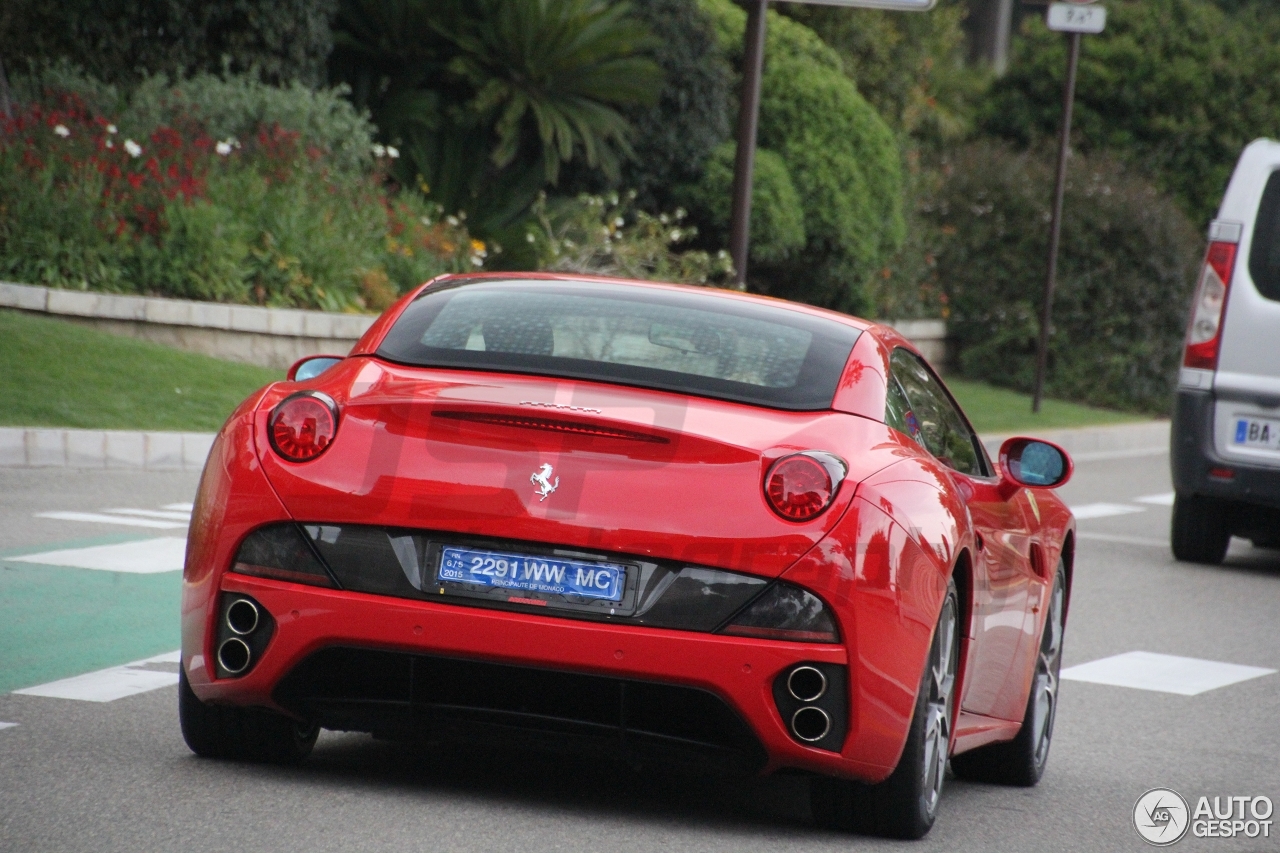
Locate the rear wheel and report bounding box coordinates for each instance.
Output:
[1171,493,1230,564]
[952,563,1065,786]
[811,579,958,839]
[179,666,317,763]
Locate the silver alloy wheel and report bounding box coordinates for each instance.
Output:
[920,592,959,818]
[1030,571,1065,768]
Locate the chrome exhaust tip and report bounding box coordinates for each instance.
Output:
[791,706,831,743]
[226,599,260,636]
[787,665,827,703]
[217,637,252,675]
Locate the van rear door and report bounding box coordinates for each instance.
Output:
[1212,139,1280,467]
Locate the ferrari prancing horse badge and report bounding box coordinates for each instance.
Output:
[531,463,559,501]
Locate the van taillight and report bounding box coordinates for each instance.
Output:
[1183,240,1239,370]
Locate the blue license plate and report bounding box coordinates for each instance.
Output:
[437,546,626,602]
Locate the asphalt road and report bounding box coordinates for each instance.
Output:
[1,451,1277,853]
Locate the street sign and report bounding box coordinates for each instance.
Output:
[1047,3,1106,34]
[789,0,935,9]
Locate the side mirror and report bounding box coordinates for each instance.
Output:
[999,437,1072,489]
[287,355,343,382]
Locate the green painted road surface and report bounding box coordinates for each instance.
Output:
[0,535,181,694]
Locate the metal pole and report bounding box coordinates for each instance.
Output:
[729,0,768,290]
[1032,31,1081,414]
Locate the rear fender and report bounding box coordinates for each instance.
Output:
[182,389,293,688]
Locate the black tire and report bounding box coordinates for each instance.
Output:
[952,563,1066,787]
[179,666,317,763]
[812,580,959,840]
[1171,493,1230,565]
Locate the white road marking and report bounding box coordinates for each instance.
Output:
[0,722,17,731]
[10,538,187,573]
[103,508,192,521]
[34,511,185,530]
[1077,532,1169,548]
[14,651,181,702]
[1136,492,1176,506]
[1070,502,1147,520]
[162,503,195,512]
[1061,651,1276,696]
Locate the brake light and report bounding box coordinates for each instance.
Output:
[269,392,338,462]
[764,452,846,522]
[1183,239,1239,370]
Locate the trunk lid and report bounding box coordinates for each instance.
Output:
[255,358,895,578]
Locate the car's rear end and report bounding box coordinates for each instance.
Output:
[1172,139,1280,560]
[181,277,926,781]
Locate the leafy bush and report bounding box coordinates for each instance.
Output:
[610,0,733,212]
[926,141,1202,412]
[780,0,986,149]
[695,0,903,313]
[0,93,477,310]
[983,0,1280,223]
[528,192,733,286]
[677,142,805,265]
[0,0,336,87]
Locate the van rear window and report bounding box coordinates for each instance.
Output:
[1249,171,1280,302]
[375,279,861,411]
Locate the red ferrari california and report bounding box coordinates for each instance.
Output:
[179,274,1075,839]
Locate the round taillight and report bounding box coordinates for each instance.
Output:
[269,392,338,462]
[765,454,836,521]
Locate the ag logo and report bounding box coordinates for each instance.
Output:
[1134,788,1190,846]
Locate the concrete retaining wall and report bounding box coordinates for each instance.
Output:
[0,282,373,370]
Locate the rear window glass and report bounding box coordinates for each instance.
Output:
[375,280,861,410]
[1249,170,1280,302]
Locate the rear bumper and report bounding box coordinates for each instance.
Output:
[185,573,895,782]
[1172,390,1280,510]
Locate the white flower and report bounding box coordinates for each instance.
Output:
[669,228,683,242]
[526,232,536,244]
[446,215,460,227]
[105,139,114,149]
[613,217,625,228]
[215,141,232,156]
[386,146,400,159]
[54,124,70,138]
[106,124,118,134]
[124,139,142,158]
[371,143,386,158]
[420,216,433,227]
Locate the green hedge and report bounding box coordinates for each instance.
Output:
[695,0,903,313]
[928,141,1202,413]
[983,0,1280,223]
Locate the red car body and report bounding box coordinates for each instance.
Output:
[181,274,1075,826]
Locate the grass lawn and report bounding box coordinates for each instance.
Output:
[1,309,279,432]
[2,307,1152,434]
[945,376,1149,435]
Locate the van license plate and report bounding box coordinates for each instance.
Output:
[1233,417,1280,451]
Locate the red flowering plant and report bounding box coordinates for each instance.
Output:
[1,87,484,310]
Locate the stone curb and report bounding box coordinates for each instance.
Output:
[1,420,1170,471]
[0,281,377,340]
[0,427,214,471]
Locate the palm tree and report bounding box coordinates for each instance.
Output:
[331,0,662,234]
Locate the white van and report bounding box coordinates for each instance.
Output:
[1172,139,1280,563]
